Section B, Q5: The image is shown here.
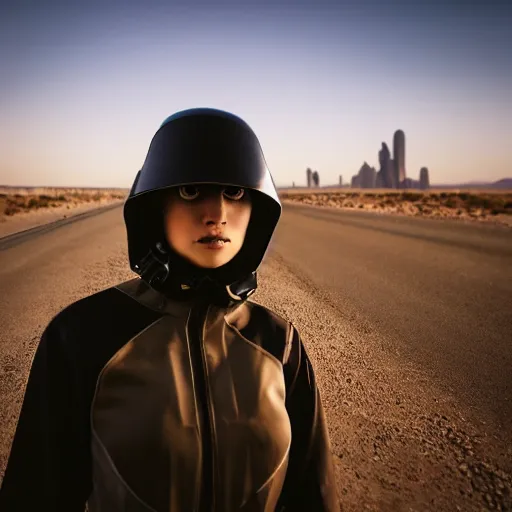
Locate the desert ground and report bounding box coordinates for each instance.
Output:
[0,188,129,238]
[1,187,511,238]
[278,188,512,228]
[0,194,511,511]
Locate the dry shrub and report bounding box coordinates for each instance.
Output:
[5,206,21,216]
[70,192,92,202]
[0,189,128,219]
[401,192,423,202]
[38,196,50,208]
[282,189,512,223]
[459,194,511,215]
[444,197,461,209]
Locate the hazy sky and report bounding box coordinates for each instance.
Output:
[1,0,511,188]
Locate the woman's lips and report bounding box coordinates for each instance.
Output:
[197,238,230,250]
[201,239,227,250]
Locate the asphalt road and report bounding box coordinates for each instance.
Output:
[273,203,512,433]
[1,202,511,511]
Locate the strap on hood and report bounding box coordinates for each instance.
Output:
[135,237,258,307]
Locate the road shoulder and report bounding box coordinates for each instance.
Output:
[0,199,125,239]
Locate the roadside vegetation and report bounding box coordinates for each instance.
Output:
[278,189,512,225]
[0,190,128,217]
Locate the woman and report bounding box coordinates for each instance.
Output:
[0,108,339,511]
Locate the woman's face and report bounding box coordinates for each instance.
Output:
[163,184,252,269]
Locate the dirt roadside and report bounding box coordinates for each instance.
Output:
[0,191,127,239]
[1,188,511,510]
[257,254,512,511]
[279,189,512,228]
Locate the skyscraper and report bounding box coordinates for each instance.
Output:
[306,168,312,187]
[419,167,430,189]
[393,130,406,188]
[378,142,396,188]
[351,174,362,188]
[359,162,377,188]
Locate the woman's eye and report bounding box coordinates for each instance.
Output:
[179,186,200,200]
[223,187,245,200]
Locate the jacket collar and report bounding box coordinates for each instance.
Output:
[115,271,257,316]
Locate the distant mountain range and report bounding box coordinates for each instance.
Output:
[429,178,512,189]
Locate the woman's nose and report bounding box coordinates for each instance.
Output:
[202,192,227,225]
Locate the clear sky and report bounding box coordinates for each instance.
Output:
[1,0,511,188]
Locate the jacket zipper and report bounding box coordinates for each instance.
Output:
[188,303,216,512]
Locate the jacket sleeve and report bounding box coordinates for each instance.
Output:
[276,324,340,511]
[0,316,91,511]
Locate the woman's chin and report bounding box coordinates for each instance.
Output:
[190,254,233,269]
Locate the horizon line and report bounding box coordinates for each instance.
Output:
[1,178,511,191]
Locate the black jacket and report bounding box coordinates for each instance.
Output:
[0,277,339,511]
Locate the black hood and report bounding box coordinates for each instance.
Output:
[123,108,281,302]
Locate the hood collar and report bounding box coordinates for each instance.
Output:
[116,271,257,314]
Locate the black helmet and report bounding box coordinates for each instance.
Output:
[123,108,281,298]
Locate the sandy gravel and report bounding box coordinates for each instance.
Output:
[0,198,125,239]
[279,191,512,229]
[257,255,511,511]
[0,205,510,511]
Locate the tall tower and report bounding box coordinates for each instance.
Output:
[306,168,312,188]
[359,162,376,188]
[419,167,430,190]
[393,130,406,188]
[378,142,396,188]
[312,170,319,187]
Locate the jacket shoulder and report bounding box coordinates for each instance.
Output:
[248,301,290,327]
[43,278,163,364]
[50,278,151,325]
[231,300,294,364]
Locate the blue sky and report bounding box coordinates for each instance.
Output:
[1,0,511,188]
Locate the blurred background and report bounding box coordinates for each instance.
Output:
[1,0,511,188]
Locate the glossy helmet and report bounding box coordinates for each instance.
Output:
[123,108,282,294]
